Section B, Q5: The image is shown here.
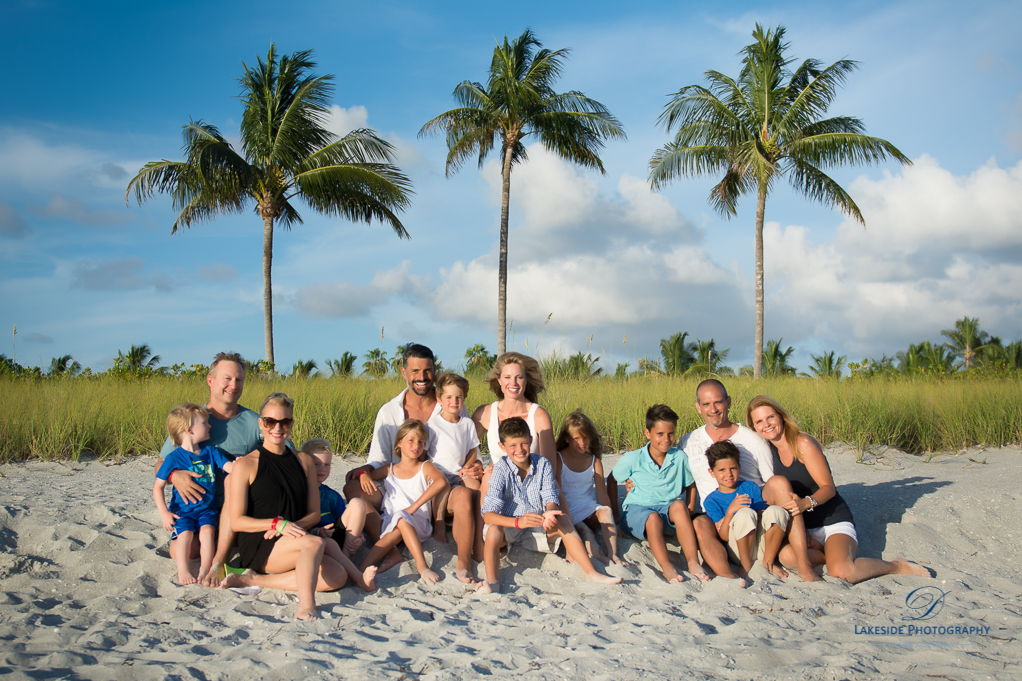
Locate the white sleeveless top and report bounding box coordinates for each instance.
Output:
[380,463,432,541]
[557,452,599,523]
[486,401,540,462]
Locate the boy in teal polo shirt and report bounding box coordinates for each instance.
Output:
[607,405,711,583]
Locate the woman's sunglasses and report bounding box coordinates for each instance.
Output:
[260,416,294,428]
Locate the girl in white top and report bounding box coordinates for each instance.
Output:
[553,411,628,566]
[472,352,557,500]
[359,420,446,585]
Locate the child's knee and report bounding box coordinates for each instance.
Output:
[484,525,504,543]
[644,512,664,533]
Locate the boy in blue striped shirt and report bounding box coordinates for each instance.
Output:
[478,417,622,594]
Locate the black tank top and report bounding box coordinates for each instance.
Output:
[770,442,853,529]
[237,446,309,569]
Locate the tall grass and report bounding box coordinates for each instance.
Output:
[1,375,1020,462]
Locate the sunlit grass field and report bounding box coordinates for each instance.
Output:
[1,375,1020,462]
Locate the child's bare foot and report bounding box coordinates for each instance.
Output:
[379,547,404,573]
[586,572,623,586]
[663,567,685,583]
[892,557,930,577]
[295,607,319,621]
[360,566,378,592]
[419,568,440,585]
[688,565,712,582]
[177,568,198,585]
[610,555,631,568]
[797,564,824,582]
[475,581,499,594]
[765,562,789,579]
[455,566,478,585]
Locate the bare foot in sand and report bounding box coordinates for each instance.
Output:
[419,569,440,585]
[586,572,623,586]
[663,568,685,583]
[688,565,713,582]
[892,558,930,577]
[177,568,197,585]
[359,566,378,592]
[475,581,499,594]
[610,555,631,568]
[221,570,250,589]
[201,563,223,587]
[379,547,404,573]
[295,607,319,621]
[797,565,824,582]
[765,562,789,579]
[455,567,478,585]
[432,520,447,544]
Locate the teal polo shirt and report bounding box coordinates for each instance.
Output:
[612,444,695,509]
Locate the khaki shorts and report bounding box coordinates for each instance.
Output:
[484,523,562,554]
[724,505,789,563]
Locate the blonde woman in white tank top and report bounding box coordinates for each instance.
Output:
[553,410,629,567]
[472,353,558,501]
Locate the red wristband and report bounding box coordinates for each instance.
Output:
[359,470,368,477]
[169,468,180,480]
[514,518,520,529]
[271,517,281,532]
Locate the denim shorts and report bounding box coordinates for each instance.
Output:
[621,502,679,540]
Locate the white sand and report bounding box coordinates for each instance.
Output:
[0,446,1019,680]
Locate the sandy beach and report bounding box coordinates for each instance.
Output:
[0,445,1019,680]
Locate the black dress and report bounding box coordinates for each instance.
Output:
[769,442,854,530]
[237,445,309,571]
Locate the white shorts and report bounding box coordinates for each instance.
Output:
[807,521,857,546]
[483,523,562,554]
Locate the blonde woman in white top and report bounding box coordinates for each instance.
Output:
[472,353,557,500]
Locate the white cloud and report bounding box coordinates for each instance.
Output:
[27,193,131,226]
[323,105,369,138]
[296,261,427,318]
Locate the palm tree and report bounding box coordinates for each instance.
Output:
[464,344,496,376]
[325,352,357,377]
[420,29,625,355]
[941,317,990,370]
[660,331,696,375]
[127,45,414,366]
[687,338,733,376]
[362,348,389,378]
[565,351,602,379]
[648,24,911,378]
[921,341,956,376]
[809,350,846,379]
[290,359,318,379]
[48,355,82,377]
[762,338,797,376]
[896,343,927,375]
[114,344,161,376]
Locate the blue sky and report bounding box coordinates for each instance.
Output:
[2,0,1021,374]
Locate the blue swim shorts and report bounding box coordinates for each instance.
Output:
[171,510,220,539]
[621,502,682,540]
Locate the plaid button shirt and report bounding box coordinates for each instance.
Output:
[481,454,560,517]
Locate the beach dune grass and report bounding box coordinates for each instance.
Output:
[1,375,1019,462]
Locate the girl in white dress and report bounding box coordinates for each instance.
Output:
[553,411,628,566]
[359,420,447,584]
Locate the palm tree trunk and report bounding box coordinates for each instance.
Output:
[753,181,767,380]
[497,147,513,356]
[263,215,275,368]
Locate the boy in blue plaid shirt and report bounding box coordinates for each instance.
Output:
[477,417,622,594]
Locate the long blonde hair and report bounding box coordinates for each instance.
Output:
[745,395,804,461]
[487,352,545,403]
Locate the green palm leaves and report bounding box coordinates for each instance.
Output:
[649,24,910,378]
[420,29,624,354]
[127,45,413,366]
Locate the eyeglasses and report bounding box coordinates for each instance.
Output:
[260,416,294,428]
